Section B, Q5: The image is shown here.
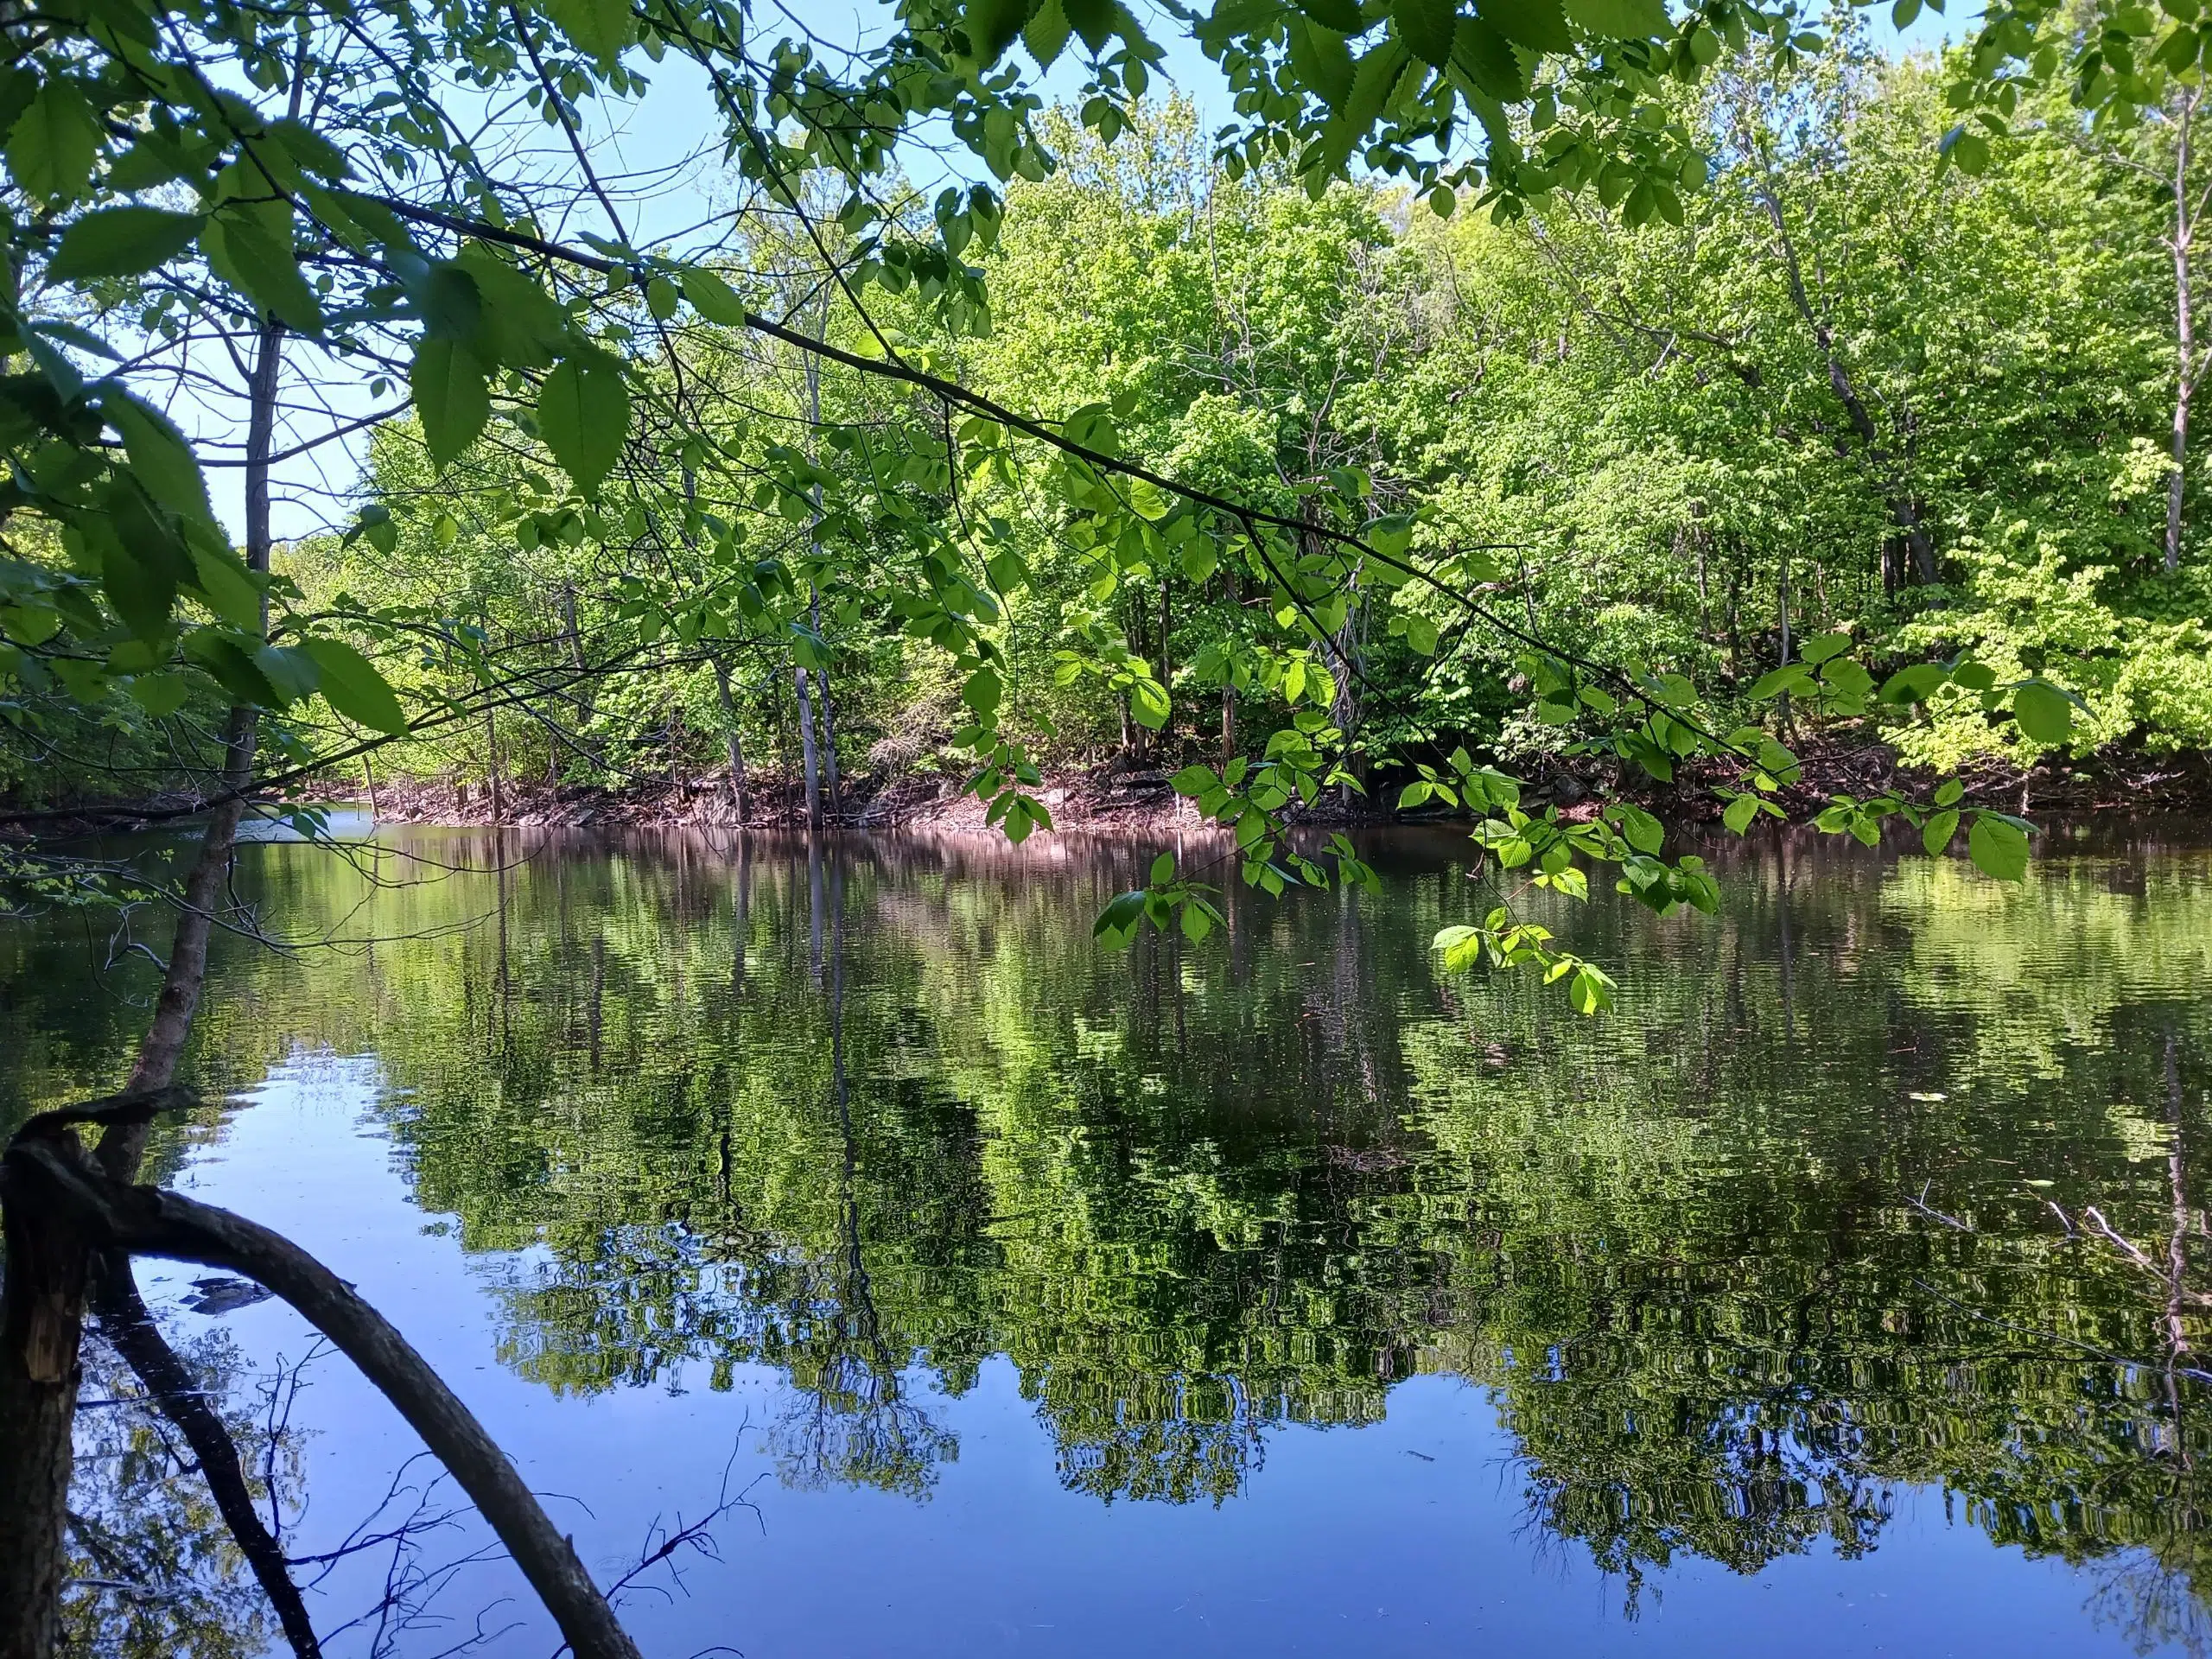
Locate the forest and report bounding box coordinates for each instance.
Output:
[291,33,2212,811]
[3,0,2211,1655]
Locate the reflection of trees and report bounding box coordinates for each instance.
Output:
[12,825,2212,1623]
[61,1329,282,1659]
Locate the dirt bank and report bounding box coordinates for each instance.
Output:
[321,740,2212,835]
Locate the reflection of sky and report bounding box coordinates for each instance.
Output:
[137,1059,2180,1659]
[222,1,1977,543]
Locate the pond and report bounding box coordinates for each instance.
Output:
[8,822,2212,1657]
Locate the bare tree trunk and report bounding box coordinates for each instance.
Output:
[113,315,284,1123]
[0,1139,97,1659]
[1327,597,1363,809]
[1751,173,1938,583]
[8,1122,644,1659]
[795,664,823,831]
[2171,91,2201,575]
[712,659,749,821]
[810,588,841,817]
[1220,681,1235,770]
[484,706,503,823]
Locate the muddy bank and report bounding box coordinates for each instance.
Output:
[319,741,2212,835]
[15,740,2209,842]
[334,760,1236,835]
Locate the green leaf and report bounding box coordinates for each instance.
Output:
[1299,0,1368,29]
[538,353,630,494]
[1442,14,1530,97]
[302,637,407,734]
[8,79,100,204]
[1064,0,1119,52]
[1879,662,1948,703]
[1307,40,1414,180]
[48,207,204,282]
[963,662,1003,717]
[1922,807,1960,855]
[201,209,322,333]
[1433,923,1486,972]
[1567,963,1612,1014]
[2012,679,2073,746]
[1967,814,2030,883]
[1722,794,1758,834]
[1800,630,1853,664]
[1025,0,1073,64]
[410,337,491,469]
[128,672,190,717]
[1615,802,1663,853]
[94,478,193,639]
[253,643,320,705]
[1935,779,1964,807]
[548,0,635,60]
[679,265,750,326]
[1393,0,1460,66]
[1289,16,1359,105]
[1560,0,1668,34]
[188,541,264,634]
[1093,887,1146,944]
[1171,766,1217,797]
[965,0,1037,62]
[106,394,213,525]
[1476,0,1573,53]
[456,247,566,369]
[1150,851,1176,884]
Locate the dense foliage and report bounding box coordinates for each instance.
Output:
[2,0,2185,1005]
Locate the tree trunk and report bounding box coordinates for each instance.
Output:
[810,588,841,818]
[1751,175,1939,583]
[2,317,285,1657]
[0,1142,96,1659]
[8,1128,644,1659]
[485,706,503,823]
[795,664,823,830]
[712,659,749,822]
[2171,90,2200,575]
[1220,681,1235,770]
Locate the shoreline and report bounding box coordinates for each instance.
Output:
[13,741,2212,842]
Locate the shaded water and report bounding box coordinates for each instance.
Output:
[10,823,2212,1656]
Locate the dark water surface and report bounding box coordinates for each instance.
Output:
[10,823,2212,1656]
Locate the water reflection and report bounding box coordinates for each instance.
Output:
[8,823,2212,1651]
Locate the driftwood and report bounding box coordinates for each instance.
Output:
[2,1101,642,1659]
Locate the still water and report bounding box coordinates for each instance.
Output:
[9,823,2212,1656]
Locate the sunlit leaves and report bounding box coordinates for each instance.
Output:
[537,353,631,495]
[48,208,204,282]
[104,393,214,527]
[411,339,491,469]
[1967,814,2031,882]
[7,78,100,205]
[2012,679,2075,745]
[1561,0,1671,35]
[302,639,407,734]
[548,0,635,63]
